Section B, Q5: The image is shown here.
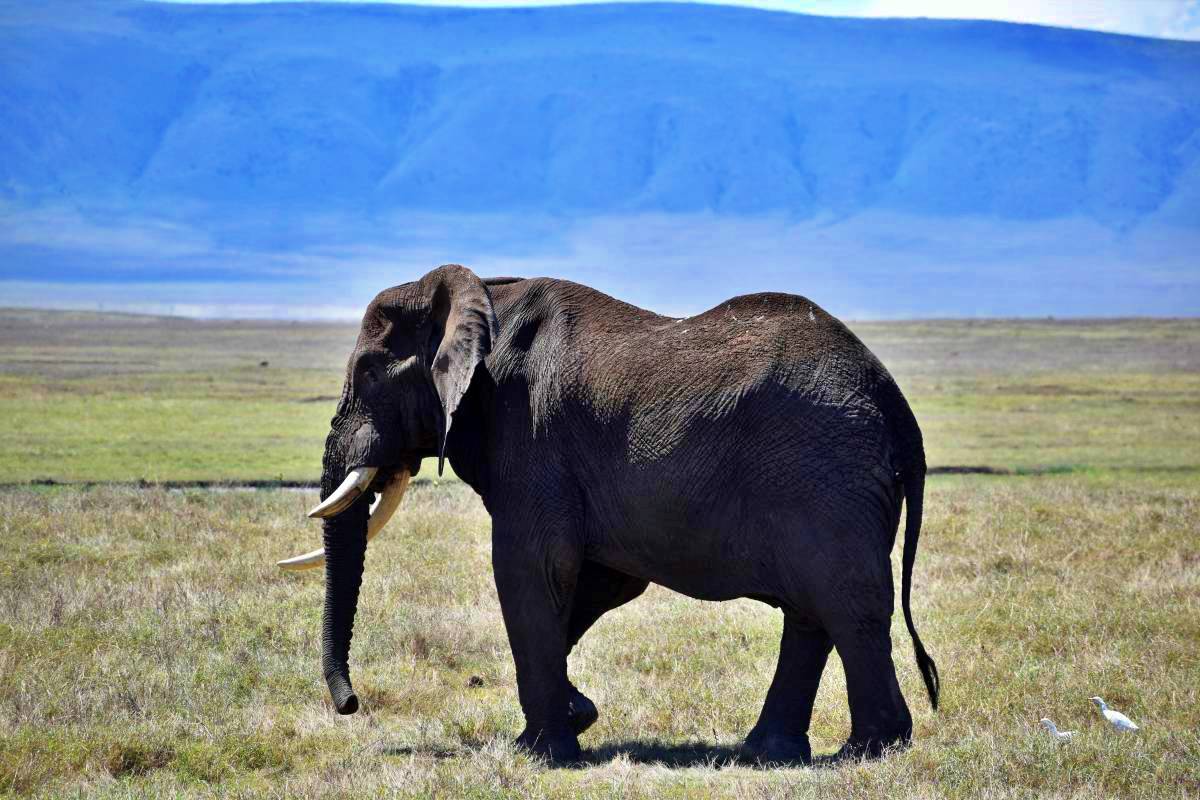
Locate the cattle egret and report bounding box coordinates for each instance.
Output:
[1039,718,1075,742]
[1090,697,1140,732]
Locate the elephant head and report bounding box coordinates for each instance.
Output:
[279,264,497,714]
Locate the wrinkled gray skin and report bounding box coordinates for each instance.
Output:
[317,264,938,765]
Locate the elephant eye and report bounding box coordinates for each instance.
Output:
[387,356,417,378]
[357,354,408,390]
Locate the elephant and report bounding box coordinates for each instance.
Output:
[278,263,939,765]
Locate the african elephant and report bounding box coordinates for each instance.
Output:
[279,263,939,765]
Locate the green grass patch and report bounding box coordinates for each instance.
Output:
[2,311,1198,483]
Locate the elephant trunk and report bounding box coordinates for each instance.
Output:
[319,462,370,715]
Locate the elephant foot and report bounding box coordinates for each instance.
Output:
[832,730,911,762]
[566,686,598,735]
[515,726,582,765]
[738,728,813,766]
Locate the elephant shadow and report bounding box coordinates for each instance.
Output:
[581,741,844,769]
[581,740,741,768]
[378,740,841,770]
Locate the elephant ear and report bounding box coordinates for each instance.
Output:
[426,265,497,475]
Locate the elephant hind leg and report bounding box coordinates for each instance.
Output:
[740,616,832,765]
[564,561,649,735]
[821,552,913,758]
[797,483,913,759]
[832,631,913,759]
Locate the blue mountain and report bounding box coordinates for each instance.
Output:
[1,1,1198,317]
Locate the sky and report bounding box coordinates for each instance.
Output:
[159,0,1200,41]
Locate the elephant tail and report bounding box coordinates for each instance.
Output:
[901,463,940,711]
[881,375,940,711]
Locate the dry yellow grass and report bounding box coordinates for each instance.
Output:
[2,473,1198,798]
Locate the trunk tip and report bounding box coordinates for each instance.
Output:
[336,693,359,715]
[326,671,359,715]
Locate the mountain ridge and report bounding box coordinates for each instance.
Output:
[1,1,1197,317]
[4,1,1199,224]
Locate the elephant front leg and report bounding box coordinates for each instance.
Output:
[493,527,583,764]
[740,617,832,765]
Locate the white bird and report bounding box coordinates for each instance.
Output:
[1039,718,1075,742]
[1090,697,1140,732]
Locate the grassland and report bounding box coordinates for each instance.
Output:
[1,310,1198,798]
[0,310,355,484]
[3,311,1198,483]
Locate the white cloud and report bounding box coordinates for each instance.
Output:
[857,0,1200,41]
[155,0,1200,40]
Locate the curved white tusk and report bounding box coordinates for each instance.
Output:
[367,469,410,540]
[306,466,378,519]
[276,545,327,571]
[278,468,411,571]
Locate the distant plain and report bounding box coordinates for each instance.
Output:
[1,309,1197,798]
[2,309,1197,483]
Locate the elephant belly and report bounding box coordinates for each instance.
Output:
[575,400,896,604]
[584,506,796,603]
[579,459,886,606]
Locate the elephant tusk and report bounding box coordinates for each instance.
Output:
[366,468,410,540]
[306,466,378,519]
[277,468,411,571]
[275,545,326,571]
